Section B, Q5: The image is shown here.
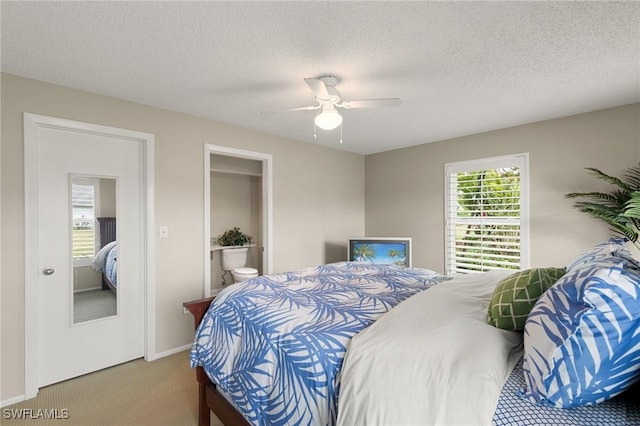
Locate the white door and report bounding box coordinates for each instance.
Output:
[35,124,145,386]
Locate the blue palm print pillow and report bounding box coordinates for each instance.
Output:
[566,237,633,272]
[520,254,640,408]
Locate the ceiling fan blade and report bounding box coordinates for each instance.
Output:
[304,78,330,100]
[340,98,402,109]
[261,105,320,115]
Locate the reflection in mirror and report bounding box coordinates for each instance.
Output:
[71,175,117,323]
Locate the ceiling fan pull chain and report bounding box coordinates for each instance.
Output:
[339,122,343,144]
[313,122,317,139]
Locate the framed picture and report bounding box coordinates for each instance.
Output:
[347,237,412,268]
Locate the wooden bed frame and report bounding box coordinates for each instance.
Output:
[97,217,117,295]
[183,297,250,426]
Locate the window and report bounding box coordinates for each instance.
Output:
[71,178,100,264]
[445,154,529,274]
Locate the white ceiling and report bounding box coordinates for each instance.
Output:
[2,1,639,155]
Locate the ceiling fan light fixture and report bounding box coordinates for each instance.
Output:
[314,108,343,130]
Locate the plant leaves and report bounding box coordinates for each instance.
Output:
[623,164,640,189]
[567,165,640,246]
[623,192,640,219]
[585,167,634,193]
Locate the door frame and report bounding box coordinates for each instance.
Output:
[23,113,155,399]
[204,144,273,297]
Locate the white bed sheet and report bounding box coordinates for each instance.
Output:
[337,270,523,426]
[91,240,116,272]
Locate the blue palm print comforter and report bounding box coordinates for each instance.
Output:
[189,261,445,426]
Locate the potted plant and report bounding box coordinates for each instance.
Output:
[216,227,253,247]
[565,163,640,248]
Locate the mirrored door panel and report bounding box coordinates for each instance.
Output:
[70,175,117,324]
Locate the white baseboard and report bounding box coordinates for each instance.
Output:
[1,394,26,408]
[73,286,103,293]
[147,343,192,361]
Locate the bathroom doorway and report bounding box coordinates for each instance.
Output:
[203,145,273,297]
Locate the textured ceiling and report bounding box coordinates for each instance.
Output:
[2,1,639,155]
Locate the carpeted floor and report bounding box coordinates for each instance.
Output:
[3,351,223,425]
[74,289,117,323]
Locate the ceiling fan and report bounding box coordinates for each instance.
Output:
[264,75,402,140]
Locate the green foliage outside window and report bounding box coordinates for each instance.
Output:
[456,168,520,217]
[73,228,95,258]
[454,168,521,271]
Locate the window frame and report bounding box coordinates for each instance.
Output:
[444,153,530,275]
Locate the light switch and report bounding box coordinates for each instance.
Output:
[159,226,169,239]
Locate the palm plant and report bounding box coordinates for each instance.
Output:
[624,191,640,224]
[565,164,640,248]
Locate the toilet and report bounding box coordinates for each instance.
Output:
[221,247,259,283]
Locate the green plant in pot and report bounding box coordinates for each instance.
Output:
[565,163,640,248]
[216,227,253,247]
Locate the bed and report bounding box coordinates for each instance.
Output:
[187,262,445,425]
[186,241,640,426]
[91,217,117,295]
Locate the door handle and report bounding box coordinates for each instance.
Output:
[42,266,55,276]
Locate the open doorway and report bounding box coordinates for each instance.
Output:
[203,145,273,297]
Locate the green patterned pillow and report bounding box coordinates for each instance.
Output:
[487,267,566,330]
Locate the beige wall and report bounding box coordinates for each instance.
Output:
[99,177,116,218]
[73,266,102,292]
[210,170,262,289]
[0,73,365,402]
[210,172,259,242]
[365,104,640,273]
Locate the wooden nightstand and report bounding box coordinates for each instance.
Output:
[183,296,215,329]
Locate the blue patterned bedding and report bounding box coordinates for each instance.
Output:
[104,245,117,286]
[189,262,445,426]
[493,357,640,425]
[91,241,117,287]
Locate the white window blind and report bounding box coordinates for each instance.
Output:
[71,180,97,260]
[445,154,529,275]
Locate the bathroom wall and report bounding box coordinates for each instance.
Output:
[210,155,263,290]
